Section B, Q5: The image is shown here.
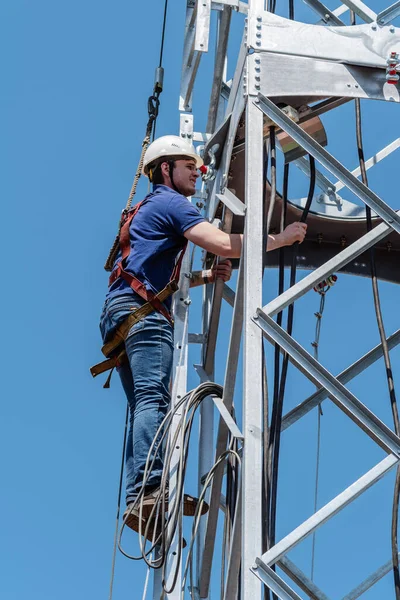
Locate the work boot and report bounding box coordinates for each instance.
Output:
[123,504,163,544]
[123,503,187,548]
[140,487,209,518]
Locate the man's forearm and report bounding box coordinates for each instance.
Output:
[266,233,285,252]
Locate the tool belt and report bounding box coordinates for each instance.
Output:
[90,281,178,388]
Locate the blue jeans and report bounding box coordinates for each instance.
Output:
[100,294,174,504]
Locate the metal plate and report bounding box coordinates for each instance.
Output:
[249,52,400,103]
[248,11,400,69]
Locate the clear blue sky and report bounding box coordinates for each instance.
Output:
[1,1,400,598]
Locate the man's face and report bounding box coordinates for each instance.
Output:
[169,158,199,196]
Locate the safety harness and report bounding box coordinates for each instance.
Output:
[90,199,187,387]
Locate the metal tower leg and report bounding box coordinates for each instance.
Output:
[241,93,264,598]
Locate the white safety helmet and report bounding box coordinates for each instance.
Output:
[142,135,203,177]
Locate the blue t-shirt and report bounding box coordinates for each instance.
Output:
[107,184,205,308]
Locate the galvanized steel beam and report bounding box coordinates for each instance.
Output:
[342,552,400,599]
[278,557,332,600]
[255,455,398,567]
[339,0,377,22]
[377,1,400,25]
[241,67,264,598]
[254,310,400,456]
[282,329,400,431]
[262,217,397,318]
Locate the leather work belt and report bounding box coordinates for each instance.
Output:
[90,281,178,388]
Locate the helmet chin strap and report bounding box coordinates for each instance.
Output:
[168,161,184,195]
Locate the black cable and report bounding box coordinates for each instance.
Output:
[267,162,289,509]
[153,0,169,141]
[269,164,289,475]
[268,157,316,551]
[289,0,294,20]
[266,163,289,600]
[158,0,169,68]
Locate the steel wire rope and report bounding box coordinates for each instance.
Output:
[310,293,325,581]
[117,391,195,563]
[220,423,241,598]
[118,318,193,566]
[221,502,229,599]
[116,382,239,596]
[181,447,242,596]
[162,382,201,593]
[141,560,152,600]
[108,404,129,600]
[117,386,194,557]
[268,156,316,557]
[349,12,400,597]
[153,0,169,142]
[161,385,238,594]
[103,0,169,272]
[221,445,234,599]
[309,280,337,580]
[353,86,400,600]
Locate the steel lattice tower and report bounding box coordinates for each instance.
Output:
[149,1,400,598]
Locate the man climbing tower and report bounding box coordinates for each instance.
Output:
[99,135,307,538]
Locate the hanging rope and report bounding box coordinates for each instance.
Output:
[103,0,169,272]
[309,276,337,581]
[103,90,161,272]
